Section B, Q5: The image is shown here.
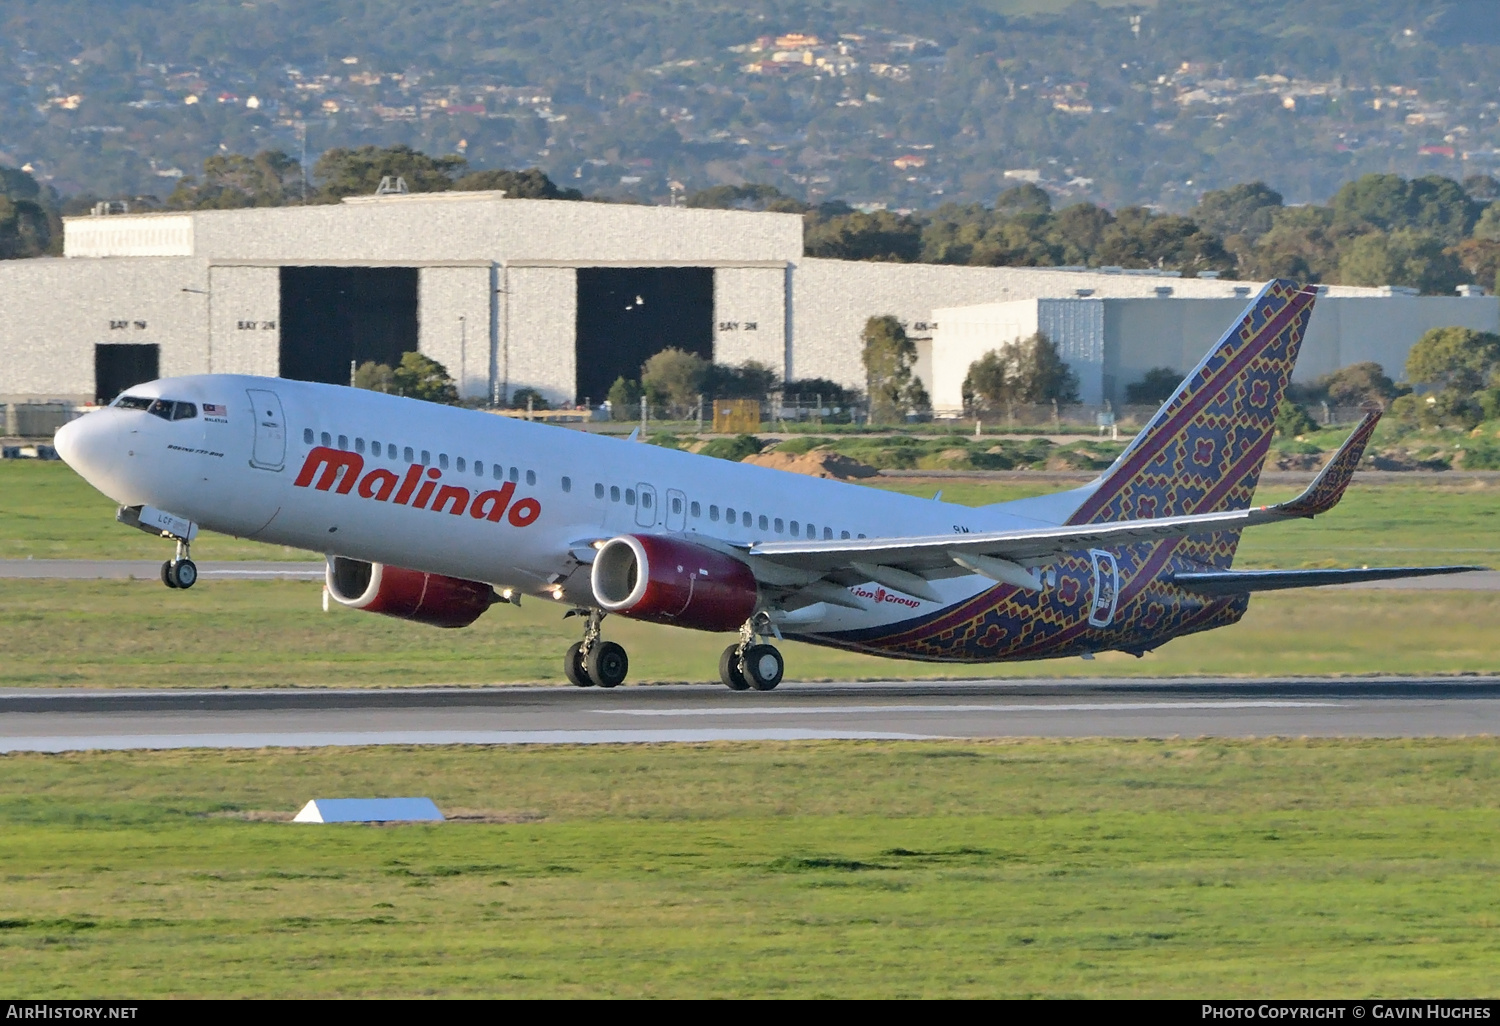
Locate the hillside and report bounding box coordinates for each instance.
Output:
[1,0,1497,210]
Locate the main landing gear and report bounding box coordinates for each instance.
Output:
[159,537,197,590]
[560,610,785,691]
[564,609,628,688]
[719,616,784,691]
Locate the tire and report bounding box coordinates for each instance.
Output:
[743,644,784,691]
[161,560,179,589]
[719,645,750,690]
[563,642,593,687]
[587,641,628,688]
[171,559,198,590]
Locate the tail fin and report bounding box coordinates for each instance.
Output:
[1068,279,1316,531]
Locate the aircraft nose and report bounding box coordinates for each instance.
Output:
[54,412,115,479]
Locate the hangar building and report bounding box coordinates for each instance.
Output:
[0,191,1495,412]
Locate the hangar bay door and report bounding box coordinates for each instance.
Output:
[95,343,160,405]
[575,267,714,404]
[279,267,418,384]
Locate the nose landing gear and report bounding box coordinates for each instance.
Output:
[563,609,629,688]
[160,538,197,590]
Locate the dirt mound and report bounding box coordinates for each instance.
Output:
[1272,451,1329,471]
[743,448,880,480]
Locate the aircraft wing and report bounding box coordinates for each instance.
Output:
[743,408,1385,598]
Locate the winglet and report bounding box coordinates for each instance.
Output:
[1271,406,1381,518]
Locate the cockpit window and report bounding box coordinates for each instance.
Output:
[144,398,198,421]
[114,395,153,411]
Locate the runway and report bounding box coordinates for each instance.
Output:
[2,677,1496,751]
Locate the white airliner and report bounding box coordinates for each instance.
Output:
[54,280,1477,689]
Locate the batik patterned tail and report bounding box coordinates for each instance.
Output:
[1066,279,1316,569]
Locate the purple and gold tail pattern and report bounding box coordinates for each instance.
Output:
[805,280,1316,664]
[1275,406,1380,517]
[1069,279,1315,534]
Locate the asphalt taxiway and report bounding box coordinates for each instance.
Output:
[2,677,1496,752]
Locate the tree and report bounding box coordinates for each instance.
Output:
[1463,174,1500,203]
[1318,362,1400,407]
[641,347,708,413]
[167,150,303,209]
[1191,182,1283,245]
[686,184,805,213]
[606,376,641,420]
[1405,326,1500,395]
[0,167,53,259]
[994,182,1051,215]
[391,351,458,404]
[312,144,466,202]
[1274,398,1319,438]
[963,349,1013,412]
[1337,230,1468,295]
[963,332,1079,413]
[1125,367,1181,405]
[1008,331,1079,403]
[782,377,859,407]
[508,386,550,410]
[451,167,582,200]
[1331,173,1481,244]
[1094,207,1235,275]
[701,360,777,399]
[805,211,922,262]
[862,315,922,423]
[353,360,395,393]
[1473,204,1500,242]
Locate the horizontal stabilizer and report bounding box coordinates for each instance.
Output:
[1170,565,1486,596]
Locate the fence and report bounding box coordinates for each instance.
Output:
[2,403,87,439]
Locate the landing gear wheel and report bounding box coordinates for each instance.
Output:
[719,645,750,690]
[563,642,593,687]
[586,641,628,688]
[169,558,197,590]
[161,560,178,589]
[743,644,784,691]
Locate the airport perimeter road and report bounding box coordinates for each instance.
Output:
[1,560,1498,589]
[2,678,1497,751]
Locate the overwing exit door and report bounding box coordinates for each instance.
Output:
[246,388,286,471]
[635,483,658,528]
[665,489,687,532]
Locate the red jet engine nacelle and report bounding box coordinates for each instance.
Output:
[591,534,758,633]
[325,556,496,629]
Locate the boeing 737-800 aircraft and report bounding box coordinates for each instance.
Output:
[54,279,1479,689]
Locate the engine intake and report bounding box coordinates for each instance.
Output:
[591,535,758,633]
[325,556,496,629]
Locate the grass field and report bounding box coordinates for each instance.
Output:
[1,738,1495,997]
[3,578,1499,687]
[3,460,1497,570]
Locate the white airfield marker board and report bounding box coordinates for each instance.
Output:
[293,797,445,823]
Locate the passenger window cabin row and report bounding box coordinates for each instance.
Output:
[301,428,863,541]
[591,481,864,540]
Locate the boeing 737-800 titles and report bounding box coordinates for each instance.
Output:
[54,279,1481,689]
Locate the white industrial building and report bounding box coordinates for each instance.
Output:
[925,286,1500,413]
[0,190,1494,413]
